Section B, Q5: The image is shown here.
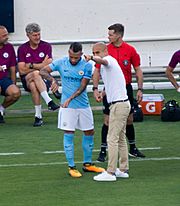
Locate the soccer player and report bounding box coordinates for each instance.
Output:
[0,25,21,123]
[39,42,104,178]
[17,23,59,127]
[166,50,180,93]
[85,42,130,181]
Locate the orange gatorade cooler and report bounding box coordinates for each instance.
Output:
[140,94,165,115]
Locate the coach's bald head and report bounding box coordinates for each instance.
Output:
[92,42,108,57]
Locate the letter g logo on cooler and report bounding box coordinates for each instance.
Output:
[146,102,156,113]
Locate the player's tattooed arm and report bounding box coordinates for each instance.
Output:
[39,66,54,82]
[39,66,59,93]
[62,78,89,108]
[71,78,89,99]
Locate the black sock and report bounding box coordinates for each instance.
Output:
[126,124,136,150]
[100,124,108,153]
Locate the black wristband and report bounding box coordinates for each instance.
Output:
[138,88,143,92]
[92,86,98,91]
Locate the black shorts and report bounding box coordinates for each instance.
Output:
[20,74,51,92]
[0,77,13,96]
[103,83,134,115]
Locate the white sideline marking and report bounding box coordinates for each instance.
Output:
[0,147,161,156]
[43,151,64,154]
[94,147,161,152]
[131,157,180,161]
[0,152,25,156]
[139,147,161,150]
[42,147,161,154]
[0,157,179,168]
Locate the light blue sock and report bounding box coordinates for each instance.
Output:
[82,135,94,164]
[63,133,74,167]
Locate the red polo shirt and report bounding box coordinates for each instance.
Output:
[96,42,140,84]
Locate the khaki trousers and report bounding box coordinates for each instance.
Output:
[107,101,130,173]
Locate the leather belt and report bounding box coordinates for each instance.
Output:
[109,99,128,106]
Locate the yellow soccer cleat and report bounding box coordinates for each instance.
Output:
[69,167,82,178]
[82,163,105,173]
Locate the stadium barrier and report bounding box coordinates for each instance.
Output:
[15,65,180,95]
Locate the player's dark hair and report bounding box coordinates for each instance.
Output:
[108,23,124,37]
[69,42,82,53]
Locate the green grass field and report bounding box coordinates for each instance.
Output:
[0,89,180,206]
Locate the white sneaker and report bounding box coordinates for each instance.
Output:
[93,171,116,182]
[115,168,129,178]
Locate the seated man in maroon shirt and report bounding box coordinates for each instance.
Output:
[17,23,59,127]
[166,50,180,93]
[0,25,21,123]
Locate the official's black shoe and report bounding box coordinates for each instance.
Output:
[53,90,61,99]
[97,151,106,162]
[48,100,59,111]
[129,147,145,158]
[33,117,43,127]
[0,112,5,123]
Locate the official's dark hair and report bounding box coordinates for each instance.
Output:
[108,23,124,37]
[25,23,41,34]
[69,42,82,53]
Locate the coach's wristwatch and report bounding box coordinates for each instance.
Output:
[29,63,34,69]
[92,86,98,91]
[138,88,143,92]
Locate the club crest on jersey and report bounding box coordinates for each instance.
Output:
[26,53,31,58]
[3,52,9,58]
[79,70,84,75]
[39,52,45,58]
[123,60,129,66]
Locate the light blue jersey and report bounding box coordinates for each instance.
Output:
[49,57,92,109]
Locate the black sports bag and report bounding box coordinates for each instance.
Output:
[161,100,180,121]
[133,99,144,122]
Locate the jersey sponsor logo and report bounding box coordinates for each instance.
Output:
[123,60,129,66]
[39,52,45,58]
[79,70,84,75]
[3,52,9,58]
[26,53,31,58]
[64,76,81,82]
